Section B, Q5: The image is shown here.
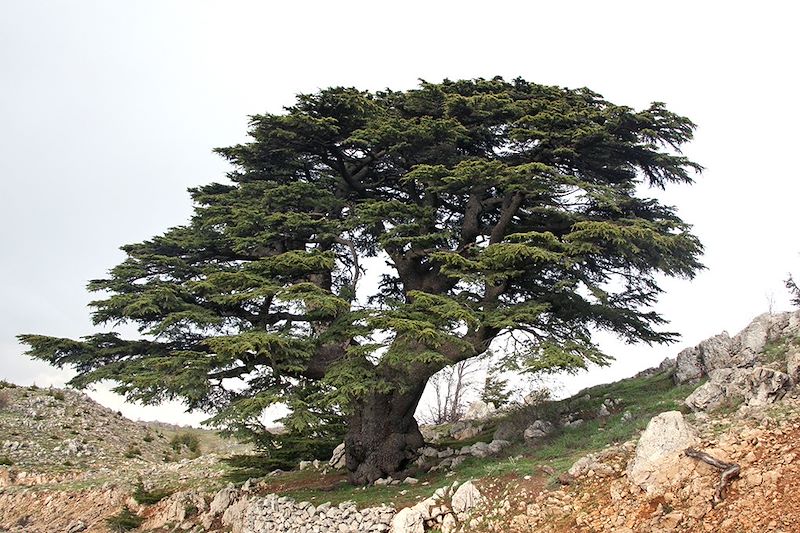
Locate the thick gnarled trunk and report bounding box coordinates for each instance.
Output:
[345,384,426,485]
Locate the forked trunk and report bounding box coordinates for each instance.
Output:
[345,383,426,485]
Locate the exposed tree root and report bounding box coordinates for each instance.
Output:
[685,447,741,506]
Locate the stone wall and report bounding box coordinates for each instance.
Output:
[241,495,394,532]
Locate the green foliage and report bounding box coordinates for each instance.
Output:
[48,389,65,401]
[123,445,142,458]
[169,432,200,455]
[132,481,174,505]
[106,506,143,532]
[18,78,703,466]
[786,275,800,307]
[0,456,12,466]
[224,422,345,482]
[481,369,512,408]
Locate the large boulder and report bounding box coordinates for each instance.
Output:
[628,411,698,495]
[685,367,792,412]
[674,333,732,384]
[451,480,482,517]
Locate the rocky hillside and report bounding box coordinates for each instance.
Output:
[2,310,800,532]
[0,383,250,532]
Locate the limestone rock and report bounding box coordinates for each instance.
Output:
[628,411,698,494]
[209,484,239,516]
[674,333,732,384]
[65,520,87,533]
[450,422,482,441]
[674,311,800,384]
[685,367,792,411]
[463,400,496,421]
[523,420,554,441]
[787,348,800,383]
[390,507,424,533]
[440,512,457,533]
[451,480,482,515]
[328,442,346,469]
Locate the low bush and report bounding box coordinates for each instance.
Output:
[106,506,143,532]
[0,389,10,410]
[132,481,173,505]
[170,432,200,455]
[123,445,142,458]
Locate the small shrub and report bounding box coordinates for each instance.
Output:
[143,433,154,443]
[0,456,13,466]
[0,389,10,410]
[133,481,173,505]
[48,389,65,401]
[123,446,142,459]
[106,506,143,532]
[185,504,199,518]
[170,432,201,455]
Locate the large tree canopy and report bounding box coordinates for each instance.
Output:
[20,77,703,484]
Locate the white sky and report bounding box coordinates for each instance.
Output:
[1,1,799,426]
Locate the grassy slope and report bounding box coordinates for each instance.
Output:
[251,370,702,509]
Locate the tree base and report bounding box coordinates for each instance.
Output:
[344,389,426,485]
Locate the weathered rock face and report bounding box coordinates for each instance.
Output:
[685,367,792,412]
[627,411,698,495]
[144,490,208,530]
[328,442,346,469]
[451,480,482,518]
[674,333,733,384]
[787,348,800,383]
[523,420,554,442]
[674,311,800,385]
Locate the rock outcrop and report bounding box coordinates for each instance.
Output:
[685,367,793,411]
[675,311,800,385]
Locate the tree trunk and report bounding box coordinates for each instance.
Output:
[345,382,426,485]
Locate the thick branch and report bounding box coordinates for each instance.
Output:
[490,191,524,244]
[460,188,485,246]
[684,447,740,506]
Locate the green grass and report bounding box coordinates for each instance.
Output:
[252,370,703,510]
[762,335,800,368]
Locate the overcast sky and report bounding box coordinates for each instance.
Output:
[1,1,798,426]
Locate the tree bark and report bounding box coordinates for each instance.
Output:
[345,382,427,485]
